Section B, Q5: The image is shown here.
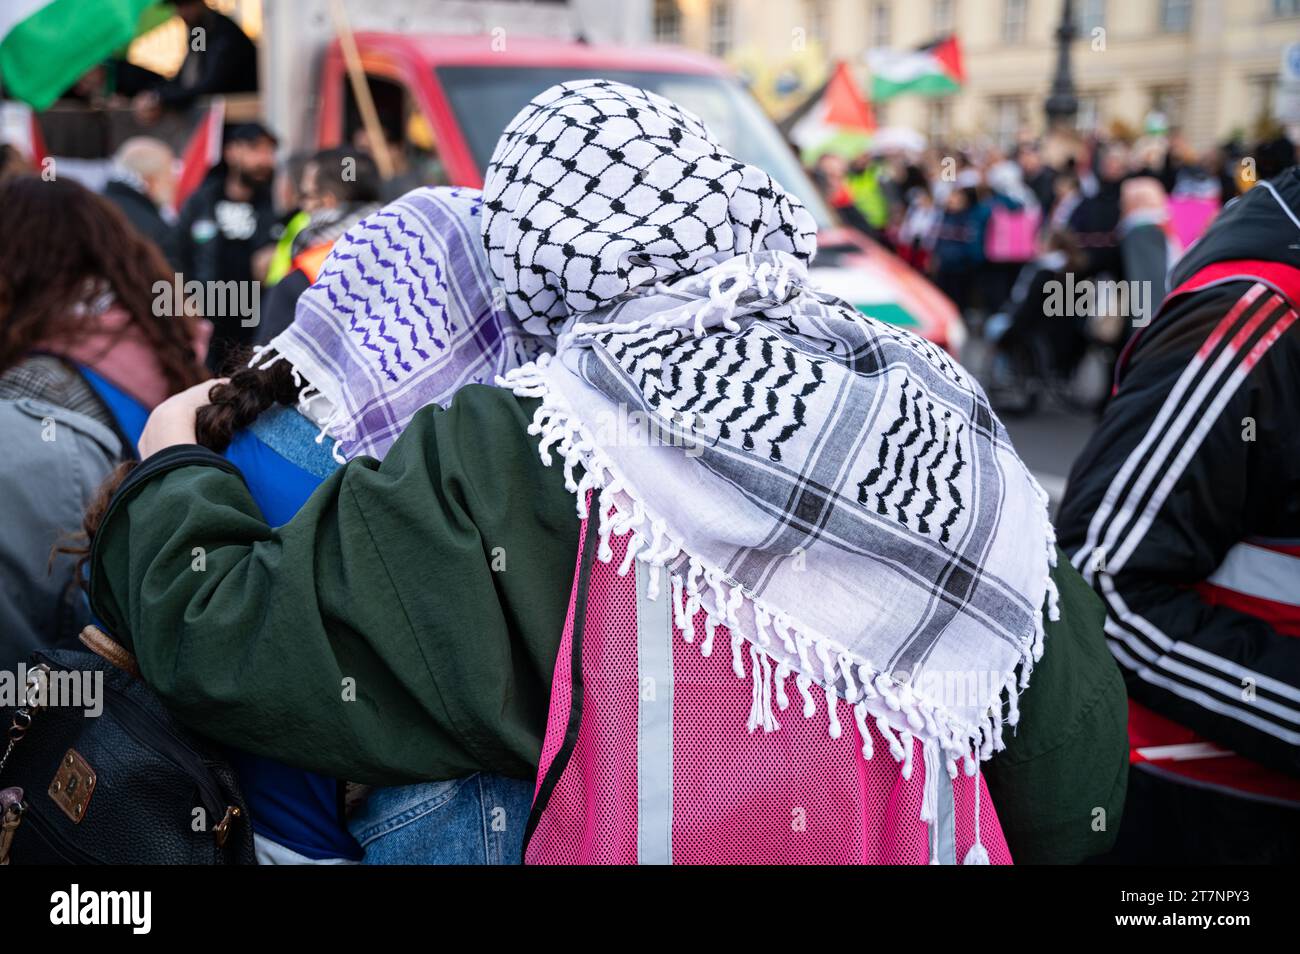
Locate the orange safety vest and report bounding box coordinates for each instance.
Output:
[291,241,334,285]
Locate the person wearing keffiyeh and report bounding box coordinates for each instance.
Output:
[87,83,1127,864]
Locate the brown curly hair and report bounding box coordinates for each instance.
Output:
[0,175,207,392]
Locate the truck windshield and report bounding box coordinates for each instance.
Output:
[436,65,834,231]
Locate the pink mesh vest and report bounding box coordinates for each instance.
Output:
[524,510,1014,865]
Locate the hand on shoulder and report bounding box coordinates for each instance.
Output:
[137,379,227,459]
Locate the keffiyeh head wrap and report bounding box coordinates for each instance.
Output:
[254,187,546,460]
[491,81,1059,777]
[483,80,818,336]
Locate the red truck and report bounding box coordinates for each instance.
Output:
[312,33,963,352]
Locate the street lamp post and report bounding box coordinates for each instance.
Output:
[1044,0,1079,129]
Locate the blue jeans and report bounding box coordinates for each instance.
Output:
[348,774,535,865]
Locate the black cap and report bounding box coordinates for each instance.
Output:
[224,121,278,146]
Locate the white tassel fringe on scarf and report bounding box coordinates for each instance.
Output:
[502,337,1060,784]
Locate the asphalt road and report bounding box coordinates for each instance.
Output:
[960,338,1102,517]
[1001,406,1098,515]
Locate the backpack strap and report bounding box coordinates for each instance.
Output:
[78,624,140,679]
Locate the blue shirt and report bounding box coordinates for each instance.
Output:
[78,366,149,449]
[223,407,362,861]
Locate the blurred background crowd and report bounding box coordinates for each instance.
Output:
[805,125,1298,412]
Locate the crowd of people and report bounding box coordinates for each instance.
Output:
[0,80,1127,866]
[0,75,1297,866]
[810,124,1299,412]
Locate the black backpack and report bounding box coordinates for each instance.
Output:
[0,626,254,865]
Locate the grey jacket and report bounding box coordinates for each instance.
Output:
[0,359,125,668]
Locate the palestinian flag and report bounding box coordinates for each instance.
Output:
[174,99,226,212]
[808,243,960,348]
[868,36,964,101]
[0,99,46,167]
[781,61,875,153]
[0,0,164,111]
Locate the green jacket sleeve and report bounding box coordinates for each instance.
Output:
[91,381,1127,859]
[984,550,1129,864]
[89,385,581,785]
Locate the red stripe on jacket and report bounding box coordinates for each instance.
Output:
[1121,261,1300,805]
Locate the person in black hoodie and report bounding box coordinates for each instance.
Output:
[1056,166,1300,863]
[176,122,278,371]
[131,0,259,124]
[1067,143,1128,281]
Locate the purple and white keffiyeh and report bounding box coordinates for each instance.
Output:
[255,186,546,461]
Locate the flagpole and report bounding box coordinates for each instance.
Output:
[328,0,395,180]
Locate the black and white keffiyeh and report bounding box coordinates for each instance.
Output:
[483,79,817,338]
[490,81,1058,777]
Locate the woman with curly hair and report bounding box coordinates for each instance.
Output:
[0,175,208,671]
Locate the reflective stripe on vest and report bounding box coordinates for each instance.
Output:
[635,562,673,865]
[933,760,958,865]
[631,563,963,864]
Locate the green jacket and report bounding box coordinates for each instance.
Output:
[89,384,1127,863]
